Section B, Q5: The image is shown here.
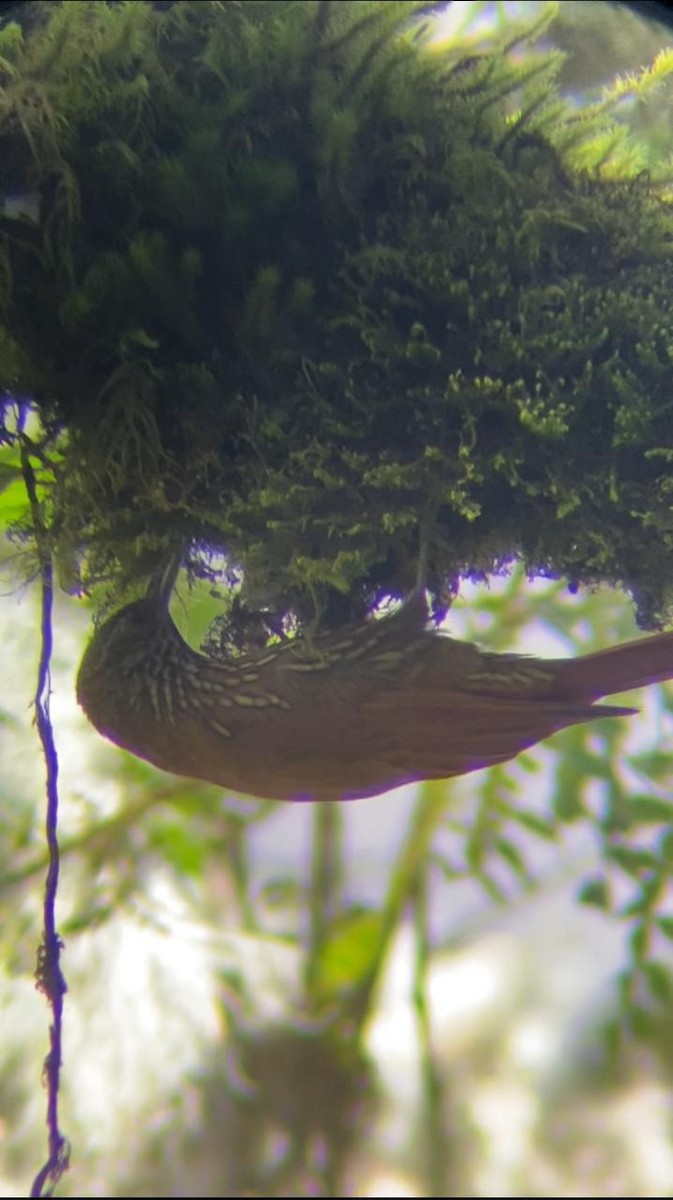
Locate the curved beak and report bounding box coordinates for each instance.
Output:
[146,549,185,612]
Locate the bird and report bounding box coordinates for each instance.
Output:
[76,586,673,803]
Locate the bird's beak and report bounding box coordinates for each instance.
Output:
[147,551,184,613]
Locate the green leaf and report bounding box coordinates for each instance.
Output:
[0,461,22,493]
[150,820,205,877]
[600,787,636,835]
[476,871,508,904]
[0,475,28,528]
[629,750,673,781]
[511,808,556,840]
[642,959,673,1004]
[625,1004,658,1039]
[465,827,486,875]
[606,844,659,876]
[658,830,673,864]
[655,915,673,940]
[494,835,532,885]
[629,921,650,962]
[622,795,673,823]
[551,762,586,821]
[577,876,611,910]
[311,910,384,1000]
[619,874,663,917]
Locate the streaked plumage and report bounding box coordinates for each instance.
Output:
[77,591,673,801]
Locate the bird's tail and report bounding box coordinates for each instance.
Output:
[553,629,673,700]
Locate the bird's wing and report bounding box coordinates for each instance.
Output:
[364,689,638,777]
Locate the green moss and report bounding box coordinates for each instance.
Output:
[2,0,673,627]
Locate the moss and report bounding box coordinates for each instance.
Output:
[2,0,673,627]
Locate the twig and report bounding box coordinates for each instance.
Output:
[19,415,70,1196]
[306,797,343,989]
[411,860,448,1194]
[350,781,455,1027]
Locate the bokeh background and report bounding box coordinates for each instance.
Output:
[2,560,673,1196]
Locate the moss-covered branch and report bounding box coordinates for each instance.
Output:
[1,1,673,626]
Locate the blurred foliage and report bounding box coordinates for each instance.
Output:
[3,547,673,1194]
[1,2,673,625]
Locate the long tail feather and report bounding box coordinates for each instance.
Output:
[553,630,673,700]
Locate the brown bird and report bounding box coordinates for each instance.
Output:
[76,588,673,802]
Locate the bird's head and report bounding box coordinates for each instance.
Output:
[76,597,180,710]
